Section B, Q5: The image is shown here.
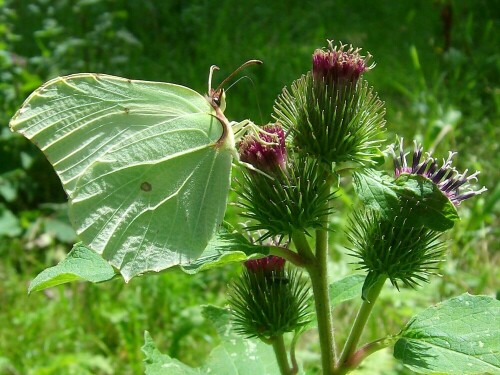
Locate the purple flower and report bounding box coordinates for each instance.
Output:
[244,255,286,275]
[312,40,374,84]
[391,138,487,205]
[239,124,287,173]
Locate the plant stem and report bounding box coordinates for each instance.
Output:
[291,231,315,264]
[292,230,335,373]
[307,241,336,374]
[336,275,387,373]
[345,335,398,369]
[269,245,308,267]
[272,334,293,375]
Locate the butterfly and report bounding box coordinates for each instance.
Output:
[10,60,262,280]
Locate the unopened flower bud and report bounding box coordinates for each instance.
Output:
[347,209,445,293]
[228,256,311,340]
[237,156,335,241]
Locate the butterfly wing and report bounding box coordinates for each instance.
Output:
[10,74,233,280]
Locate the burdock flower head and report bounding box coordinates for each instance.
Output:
[390,138,487,206]
[239,124,287,174]
[273,40,385,167]
[347,208,445,295]
[243,255,286,275]
[228,256,311,340]
[312,40,374,85]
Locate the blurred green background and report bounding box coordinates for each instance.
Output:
[1,0,498,374]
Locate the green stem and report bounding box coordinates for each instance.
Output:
[307,243,336,374]
[291,231,315,265]
[336,275,387,373]
[345,335,398,369]
[269,245,308,268]
[292,230,335,373]
[272,334,293,375]
[290,331,300,374]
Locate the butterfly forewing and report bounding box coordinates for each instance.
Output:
[10,73,233,280]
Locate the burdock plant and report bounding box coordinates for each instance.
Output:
[227,40,491,375]
[11,37,494,375]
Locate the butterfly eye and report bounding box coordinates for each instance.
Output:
[212,88,224,107]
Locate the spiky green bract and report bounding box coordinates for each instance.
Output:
[347,209,445,290]
[228,266,311,340]
[236,156,335,241]
[273,75,385,167]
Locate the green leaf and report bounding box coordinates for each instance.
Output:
[394,293,500,374]
[180,224,270,274]
[0,204,22,237]
[143,305,281,375]
[305,274,365,329]
[329,274,365,308]
[28,243,116,293]
[353,170,458,232]
[393,174,459,231]
[143,332,197,375]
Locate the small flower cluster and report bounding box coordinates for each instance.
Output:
[239,124,287,174]
[348,139,487,291]
[243,255,285,275]
[312,40,374,85]
[228,256,311,340]
[273,40,385,166]
[391,138,487,206]
[237,124,335,241]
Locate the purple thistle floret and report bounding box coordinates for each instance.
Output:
[312,40,374,84]
[244,255,286,275]
[239,124,287,173]
[391,138,487,205]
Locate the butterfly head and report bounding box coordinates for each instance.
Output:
[208,86,227,113]
[207,60,262,113]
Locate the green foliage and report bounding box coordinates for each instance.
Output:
[1,0,498,374]
[180,224,271,274]
[328,274,365,308]
[395,294,500,374]
[353,170,459,232]
[143,306,281,375]
[28,242,116,293]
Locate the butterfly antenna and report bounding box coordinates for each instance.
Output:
[215,59,263,92]
[226,75,265,125]
[208,65,220,93]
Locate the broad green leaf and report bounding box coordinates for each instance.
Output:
[0,204,22,237]
[306,274,365,329]
[28,243,116,293]
[143,305,281,375]
[393,174,459,231]
[180,224,270,274]
[44,217,77,243]
[10,74,237,281]
[353,170,458,232]
[394,293,500,374]
[329,274,365,308]
[143,332,197,375]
